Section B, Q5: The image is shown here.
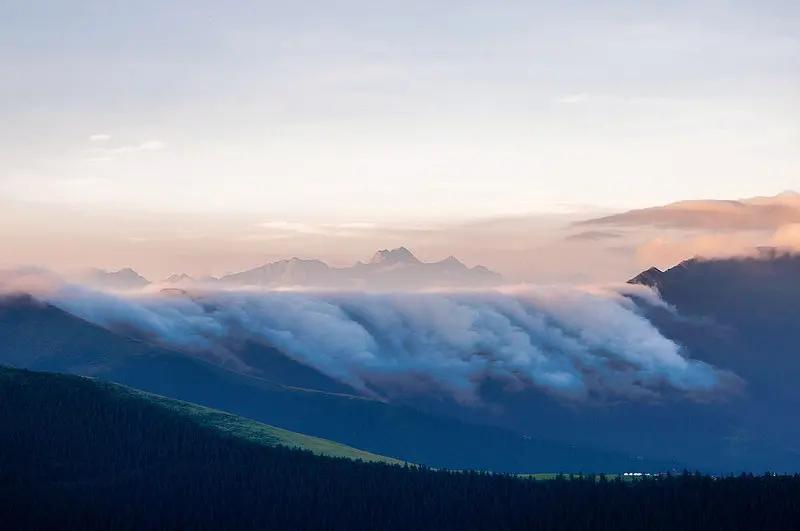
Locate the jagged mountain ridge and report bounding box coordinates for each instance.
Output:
[79,247,502,290]
[163,273,194,284]
[218,247,503,289]
[82,267,151,290]
[628,248,800,327]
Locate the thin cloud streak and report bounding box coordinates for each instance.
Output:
[106,140,166,154]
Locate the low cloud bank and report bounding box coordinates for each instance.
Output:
[576,192,800,271]
[7,275,732,404]
[581,191,800,231]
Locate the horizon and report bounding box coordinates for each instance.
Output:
[3,188,799,283]
[35,235,800,284]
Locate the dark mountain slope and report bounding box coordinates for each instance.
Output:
[630,250,800,329]
[628,251,800,389]
[0,365,395,461]
[233,340,356,394]
[0,293,352,393]
[625,252,800,468]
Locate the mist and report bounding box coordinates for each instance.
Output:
[7,274,733,405]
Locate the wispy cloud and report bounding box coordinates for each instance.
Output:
[258,221,328,235]
[82,139,166,163]
[581,191,800,230]
[107,140,166,154]
[573,192,800,270]
[555,93,590,104]
[565,230,623,242]
[257,221,379,237]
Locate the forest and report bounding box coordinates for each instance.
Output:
[2,366,800,530]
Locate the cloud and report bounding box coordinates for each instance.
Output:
[84,136,165,158]
[31,280,735,405]
[565,230,623,242]
[635,233,763,269]
[256,221,379,238]
[770,223,800,249]
[555,93,590,104]
[581,191,800,230]
[336,222,378,230]
[258,221,328,235]
[107,140,166,154]
[633,229,800,271]
[573,192,800,270]
[0,267,64,296]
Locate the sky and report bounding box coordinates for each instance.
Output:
[1,1,798,280]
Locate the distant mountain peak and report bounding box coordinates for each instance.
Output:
[628,266,663,287]
[286,257,325,264]
[163,273,193,284]
[369,247,420,265]
[217,247,502,288]
[96,267,142,277]
[439,255,463,265]
[629,250,800,291]
[84,267,150,289]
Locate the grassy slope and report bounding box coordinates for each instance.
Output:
[0,365,401,464]
[135,389,403,464]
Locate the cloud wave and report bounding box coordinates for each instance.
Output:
[34,281,736,404]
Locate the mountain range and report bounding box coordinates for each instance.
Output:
[82,267,150,290]
[81,247,503,290]
[217,246,502,289]
[7,250,800,472]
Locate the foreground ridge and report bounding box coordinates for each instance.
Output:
[2,366,800,531]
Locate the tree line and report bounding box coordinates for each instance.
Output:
[2,367,800,530]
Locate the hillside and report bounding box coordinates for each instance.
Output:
[3,365,800,531]
[623,251,800,469]
[629,249,800,330]
[42,371,397,464]
[627,251,800,384]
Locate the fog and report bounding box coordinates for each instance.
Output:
[11,275,735,404]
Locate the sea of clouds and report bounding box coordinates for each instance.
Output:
[1,271,734,404]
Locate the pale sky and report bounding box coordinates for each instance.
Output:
[1,1,798,279]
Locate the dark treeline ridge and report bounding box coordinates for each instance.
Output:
[2,366,800,531]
